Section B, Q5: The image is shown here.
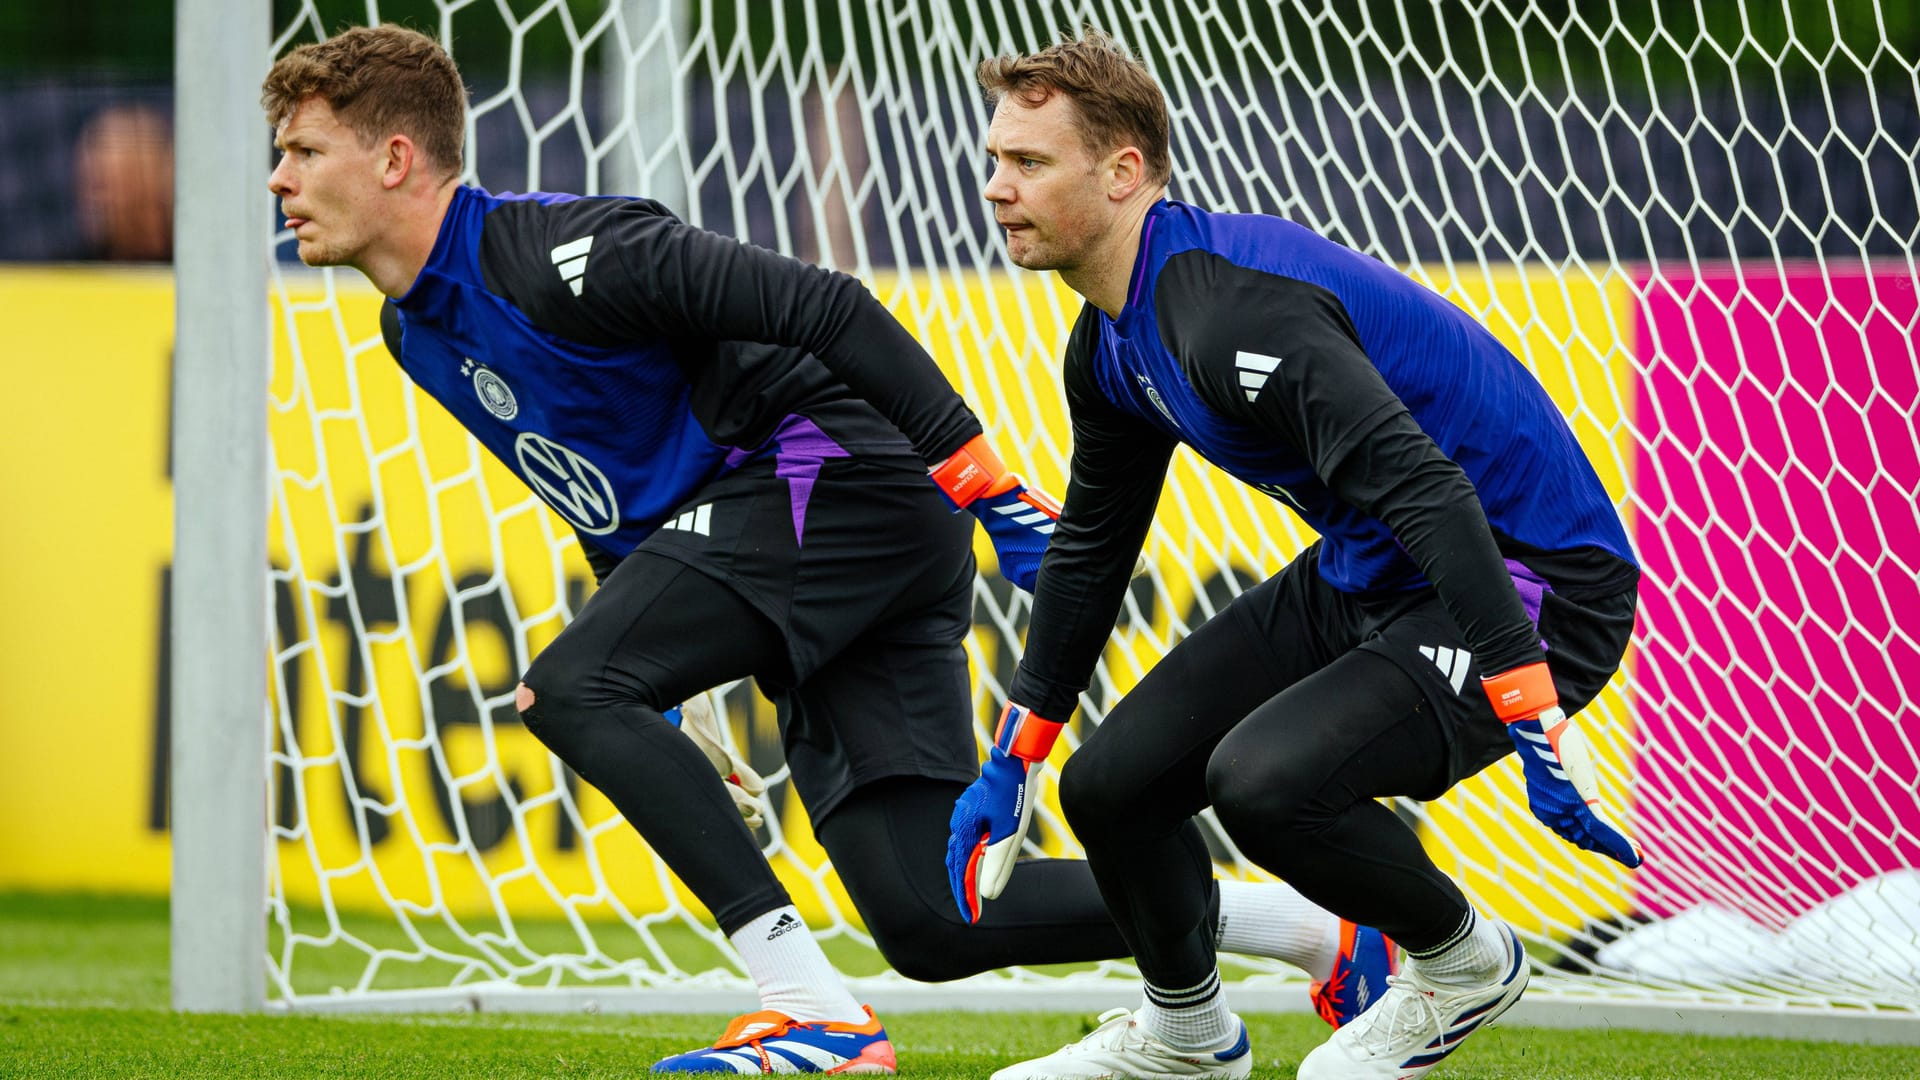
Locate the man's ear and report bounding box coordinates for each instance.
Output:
[1106,144,1146,201]
[381,134,416,191]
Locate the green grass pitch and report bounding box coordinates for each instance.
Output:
[3,892,1916,1078]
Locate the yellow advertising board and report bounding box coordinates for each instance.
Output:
[0,262,1640,939]
[0,267,176,893]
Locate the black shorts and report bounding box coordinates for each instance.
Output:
[632,453,981,816]
[1236,543,1637,794]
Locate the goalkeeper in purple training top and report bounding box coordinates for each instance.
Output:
[946,29,1644,1080]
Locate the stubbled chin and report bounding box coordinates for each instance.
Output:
[296,238,342,268]
[1007,246,1052,272]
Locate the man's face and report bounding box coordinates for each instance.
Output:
[268,97,389,268]
[982,92,1114,272]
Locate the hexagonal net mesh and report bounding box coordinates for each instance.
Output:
[263,0,1919,1023]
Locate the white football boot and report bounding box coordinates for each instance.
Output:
[1296,923,1528,1079]
[992,1007,1253,1080]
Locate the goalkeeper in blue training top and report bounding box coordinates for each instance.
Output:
[261,24,1397,1077]
[945,29,1644,1080]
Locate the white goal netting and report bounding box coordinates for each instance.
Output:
[264,0,1920,1026]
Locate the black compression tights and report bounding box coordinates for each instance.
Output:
[516,551,1216,974]
[815,777,1221,982]
[1061,645,1473,990]
[517,554,796,934]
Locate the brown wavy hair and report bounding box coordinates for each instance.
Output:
[262,25,466,179]
[977,27,1171,186]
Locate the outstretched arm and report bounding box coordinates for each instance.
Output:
[481,196,981,463]
[947,310,1177,920]
[479,196,1069,585]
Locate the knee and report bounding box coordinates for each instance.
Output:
[1058,750,1127,840]
[518,651,579,738]
[870,928,973,984]
[1205,735,1313,839]
[517,644,650,747]
[515,672,581,764]
[525,621,671,702]
[860,900,976,983]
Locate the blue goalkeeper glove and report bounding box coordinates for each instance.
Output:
[929,435,1060,592]
[1485,662,1643,869]
[946,702,1062,923]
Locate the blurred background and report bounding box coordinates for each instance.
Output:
[7,1,1919,267]
[0,7,173,261]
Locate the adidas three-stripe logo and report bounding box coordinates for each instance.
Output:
[551,234,593,296]
[1234,350,1283,401]
[992,499,1056,535]
[1515,725,1570,780]
[1419,644,1472,694]
[662,503,713,536]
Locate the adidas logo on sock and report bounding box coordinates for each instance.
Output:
[766,913,801,941]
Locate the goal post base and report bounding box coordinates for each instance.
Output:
[1506,993,1920,1046]
[267,976,1315,1018]
[269,977,1920,1045]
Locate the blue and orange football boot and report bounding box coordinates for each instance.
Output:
[652,1005,897,1074]
[1310,920,1398,1027]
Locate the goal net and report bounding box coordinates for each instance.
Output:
[259,0,1920,1029]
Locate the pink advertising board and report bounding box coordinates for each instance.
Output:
[1628,263,1920,925]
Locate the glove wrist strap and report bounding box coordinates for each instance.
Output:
[1483,660,1558,723]
[930,434,1012,507]
[993,702,1062,763]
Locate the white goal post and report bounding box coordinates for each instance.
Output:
[173,0,1920,1043]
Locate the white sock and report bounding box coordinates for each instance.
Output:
[1139,970,1236,1051]
[1215,878,1341,980]
[1408,908,1510,987]
[728,906,866,1023]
